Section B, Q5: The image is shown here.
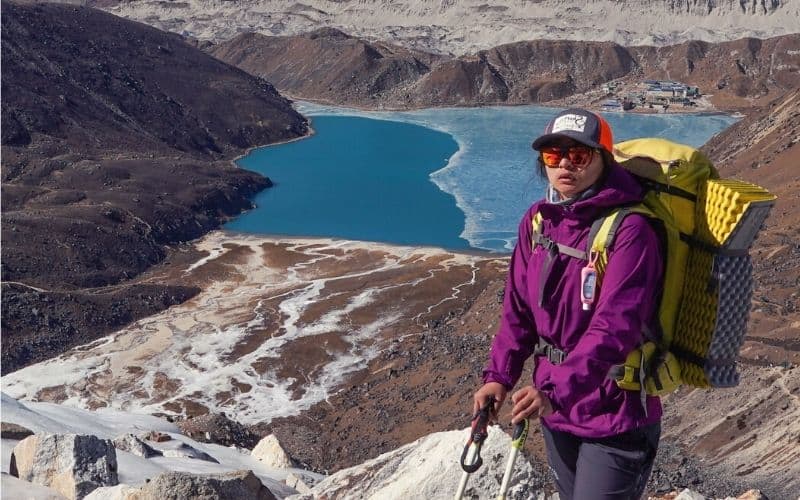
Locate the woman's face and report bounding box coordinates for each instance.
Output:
[540,138,605,200]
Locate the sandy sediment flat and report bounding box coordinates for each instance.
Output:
[2,231,507,424]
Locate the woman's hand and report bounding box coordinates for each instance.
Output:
[510,385,553,423]
[473,382,507,422]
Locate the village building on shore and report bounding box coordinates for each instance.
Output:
[599,79,704,113]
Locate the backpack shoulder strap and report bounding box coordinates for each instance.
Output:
[530,209,590,307]
[589,204,656,253]
[586,204,656,279]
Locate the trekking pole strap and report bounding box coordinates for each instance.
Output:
[459,397,494,473]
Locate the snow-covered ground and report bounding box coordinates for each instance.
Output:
[0,393,320,499]
[99,0,800,55]
[1,233,503,424]
[1,392,541,499]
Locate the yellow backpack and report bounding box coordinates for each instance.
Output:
[532,138,776,396]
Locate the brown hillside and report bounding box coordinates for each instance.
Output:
[209,28,442,106]
[703,89,800,326]
[211,30,800,109]
[0,1,308,371]
[480,40,637,102]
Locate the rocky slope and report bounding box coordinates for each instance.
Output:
[2,1,798,497]
[92,0,800,56]
[0,392,771,499]
[0,1,308,371]
[211,30,800,110]
[256,91,800,498]
[703,89,800,324]
[3,106,796,495]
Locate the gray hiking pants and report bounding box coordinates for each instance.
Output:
[542,423,660,500]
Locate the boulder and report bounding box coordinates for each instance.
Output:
[733,491,768,500]
[83,484,142,500]
[139,469,276,500]
[675,490,706,500]
[251,434,293,469]
[285,472,313,494]
[160,442,219,463]
[112,434,162,459]
[140,431,171,443]
[290,426,545,499]
[9,433,118,500]
[1,422,35,440]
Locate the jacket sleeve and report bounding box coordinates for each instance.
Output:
[482,207,538,389]
[536,214,664,410]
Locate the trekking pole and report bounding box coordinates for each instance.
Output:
[496,418,530,500]
[454,396,495,500]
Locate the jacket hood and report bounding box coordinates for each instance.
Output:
[540,162,644,221]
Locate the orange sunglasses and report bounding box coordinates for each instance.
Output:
[540,145,595,168]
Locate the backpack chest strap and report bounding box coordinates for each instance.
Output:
[531,232,589,260]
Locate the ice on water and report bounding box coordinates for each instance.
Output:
[296,102,736,252]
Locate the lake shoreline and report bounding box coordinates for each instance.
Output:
[228,105,738,253]
[282,93,742,118]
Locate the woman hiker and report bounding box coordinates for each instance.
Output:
[472,108,664,499]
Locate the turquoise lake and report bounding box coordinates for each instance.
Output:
[228,115,466,249]
[227,103,738,253]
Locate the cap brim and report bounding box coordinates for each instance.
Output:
[531,131,604,151]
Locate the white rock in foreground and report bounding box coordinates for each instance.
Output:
[0,394,318,498]
[83,483,141,500]
[288,425,544,499]
[10,433,118,500]
[252,434,294,469]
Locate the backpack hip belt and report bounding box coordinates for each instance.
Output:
[533,338,568,365]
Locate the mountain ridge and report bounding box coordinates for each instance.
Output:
[210,30,800,110]
[91,0,800,56]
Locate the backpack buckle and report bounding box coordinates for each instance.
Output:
[534,339,567,365]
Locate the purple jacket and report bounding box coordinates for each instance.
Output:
[484,162,664,437]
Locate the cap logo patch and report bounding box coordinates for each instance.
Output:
[552,114,587,133]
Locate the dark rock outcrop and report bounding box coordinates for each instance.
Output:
[1,2,305,158]
[177,412,260,449]
[0,1,308,372]
[1,422,34,440]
